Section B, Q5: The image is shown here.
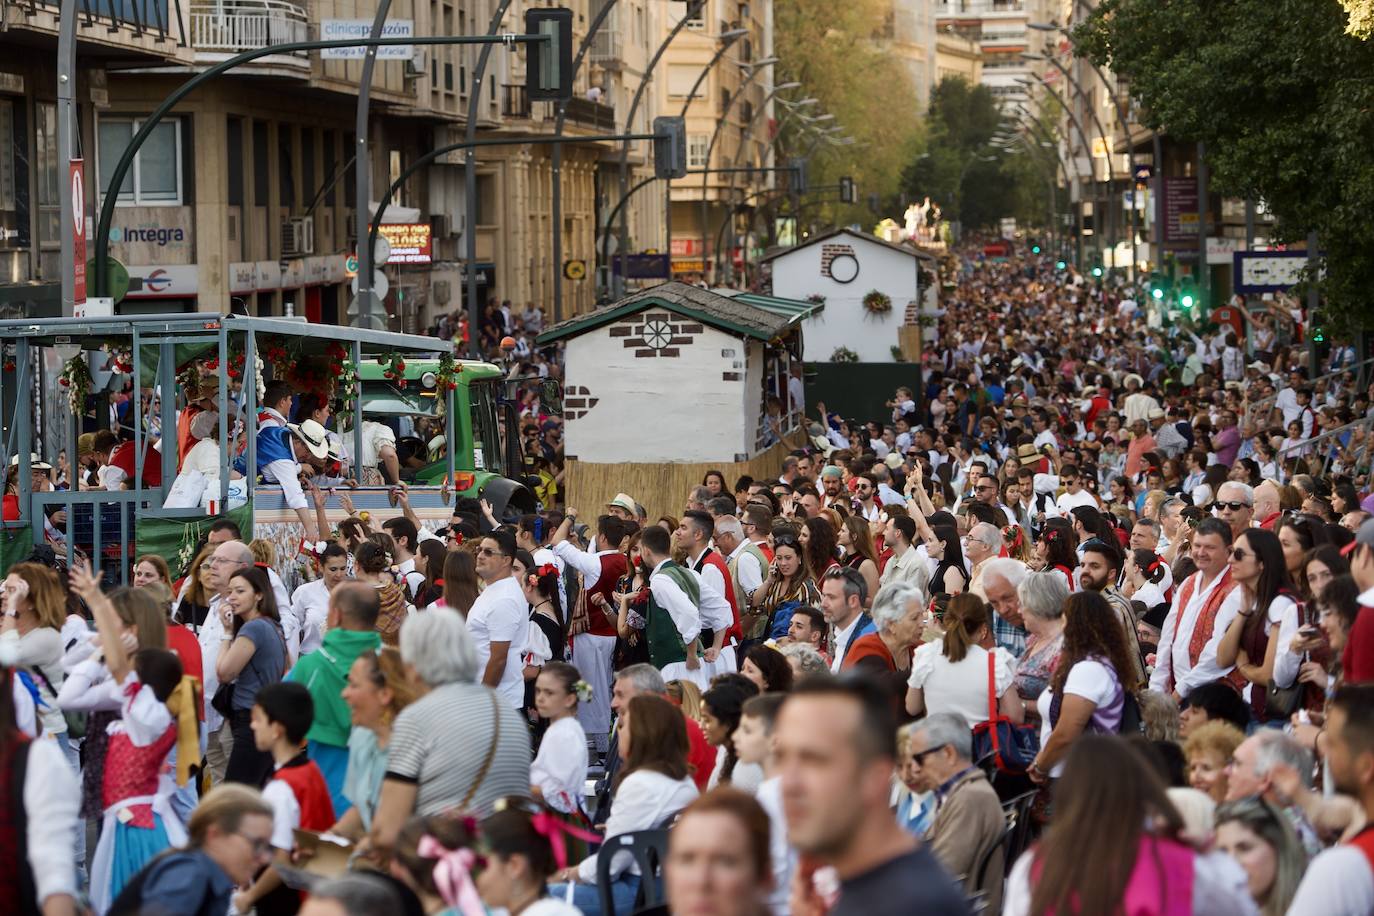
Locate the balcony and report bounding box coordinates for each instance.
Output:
[590,29,623,68]
[565,96,615,132]
[502,84,531,119]
[189,0,308,68]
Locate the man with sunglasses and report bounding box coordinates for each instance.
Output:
[1213,481,1255,541]
[853,473,882,523]
[468,530,528,709]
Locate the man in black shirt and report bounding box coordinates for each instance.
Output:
[773,674,970,916]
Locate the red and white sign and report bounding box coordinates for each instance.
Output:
[375,223,432,264]
[71,159,86,305]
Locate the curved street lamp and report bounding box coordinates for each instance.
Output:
[716,80,801,284]
[699,57,777,283]
[1017,75,1107,266]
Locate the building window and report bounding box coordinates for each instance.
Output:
[0,100,15,211]
[687,133,708,169]
[97,116,183,206]
[35,102,60,244]
[667,64,698,97]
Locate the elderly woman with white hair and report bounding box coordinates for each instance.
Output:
[364,609,532,862]
[840,580,929,714]
[1013,569,1069,723]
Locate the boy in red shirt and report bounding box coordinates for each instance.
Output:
[234,682,335,916]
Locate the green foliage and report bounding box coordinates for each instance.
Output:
[774,0,921,225]
[901,77,1054,230]
[1073,0,1374,329]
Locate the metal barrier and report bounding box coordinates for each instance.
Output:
[1275,415,1374,478]
[1245,356,1374,429]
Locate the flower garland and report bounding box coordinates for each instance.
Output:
[378,351,408,388]
[830,346,860,363]
[58,354,93,414]
[102,344,133,374]
[337,359,361,401]
[862,289,892,314]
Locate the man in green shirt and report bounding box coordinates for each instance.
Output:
[288,581,381,815]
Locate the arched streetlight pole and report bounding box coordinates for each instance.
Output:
[1023,51,1123,275]
[1017,75,1102,270]
[699,58,776,284]
[549,0,636,322]
[716,80,800,285]
[606,22,745,298]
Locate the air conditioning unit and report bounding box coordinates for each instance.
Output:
[432,213,451,236]
[281,216,314,257]
[405,50,426,80]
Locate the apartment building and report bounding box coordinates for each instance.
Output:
[935,0,1052,110]
[884,0,981,111]
[657,0,775,282]
[1,0,663,326]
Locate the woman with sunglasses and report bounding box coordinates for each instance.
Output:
[1216,529,1302,727]
[751,526,820,640]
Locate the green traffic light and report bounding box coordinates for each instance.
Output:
[1181,294,1195,309]
[1056,260,1067,270]
[1031,245,1041,254]
[1151,288,1164,300]
[1091,267,1103,277]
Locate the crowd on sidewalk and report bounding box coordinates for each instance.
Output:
[9,245,1374,916]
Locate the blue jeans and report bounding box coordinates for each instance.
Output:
[549,873,641,916]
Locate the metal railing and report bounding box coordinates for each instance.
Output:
[1276,415,1374,478]
[564,95,616,131]
[1243,356,1374,430]
[590,28,622,64]
[188,0,308,55]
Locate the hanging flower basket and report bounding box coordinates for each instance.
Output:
[59,354,93,415]
[830,346,860,364]
[863,290,892,314]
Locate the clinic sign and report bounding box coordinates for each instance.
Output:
[319,19,414,59]
[376,223,432,264]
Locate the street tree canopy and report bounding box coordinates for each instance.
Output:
[1074,0,1374,329]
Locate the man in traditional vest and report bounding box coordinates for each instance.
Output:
[638,525,703,683]
[1149,518,1244,701]
[713,515,768,647]
[1287,684,1374,913]
[550,510,630,753]
[676,510,742,677]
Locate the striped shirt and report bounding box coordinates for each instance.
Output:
[384,681,531,817]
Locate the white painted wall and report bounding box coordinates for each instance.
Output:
[742,338,766,452]
[564,319,751,463]
[770,232,920,363]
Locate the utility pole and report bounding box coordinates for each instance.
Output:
[57,0,79,316]
[352,1,392,333]
[1197,141,1208,306]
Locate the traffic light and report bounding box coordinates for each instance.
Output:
[1055,259,1067,271]
[1091,265,1103,278]
[525,8,573,102]
[1177,277,1197,311]
[652,116,687,179]
[1149,272,1166,301]
[788,158,808,194]
[839,176,855,204]
[1031,244,1041,254]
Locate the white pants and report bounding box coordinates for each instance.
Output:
[571,633,616,748]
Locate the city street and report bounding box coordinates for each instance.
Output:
[4,1,1374,915]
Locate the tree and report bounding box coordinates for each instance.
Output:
[1074,0,1374,329]
[773,0,921,228]
[900,76,1053,231]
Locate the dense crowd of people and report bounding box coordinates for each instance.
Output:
[7,246,1374,916]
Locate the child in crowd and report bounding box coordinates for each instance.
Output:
[234,681,335,916]
[733,692,793,915]
[530,661,591,819]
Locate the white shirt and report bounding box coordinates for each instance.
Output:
[531,717,589,815]
[880,544,930,594]
[1149,570,1240,697]
[1288,845,1374,915]
[552,540,611,591]
[467,575,529,708]
[906,643,1016,728]
[396,556,426,601]
[830,612,869,674]
[757,776,796,916]
[727,541,765,603]
[648,559,701,648]
[1035,659,1119,778]
[575,770,699,883]
[291,578,332,656]
[22,738,81,904]
[198,594,228,733]
[690,550,735,637]
[1033,429,1058,451]
[1055,488,1100,512]
[531,546,569,621]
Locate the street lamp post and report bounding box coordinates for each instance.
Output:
[699,57,776,285]
[1017,75,1102,270]
[717,80,800,285]
[1023,50,1126,277]
[608,24,746,299]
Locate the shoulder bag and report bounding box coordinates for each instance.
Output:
[971,651,1039,774]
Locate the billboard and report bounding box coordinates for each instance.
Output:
[320,19,414,59]
[376,223,432,264]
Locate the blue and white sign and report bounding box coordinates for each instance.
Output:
[320,19,414,59]
[1233,250,1318,294]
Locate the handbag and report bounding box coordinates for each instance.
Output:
[971,651,1039,775]
[209,680,236,719]
[1265,602,1310,721]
